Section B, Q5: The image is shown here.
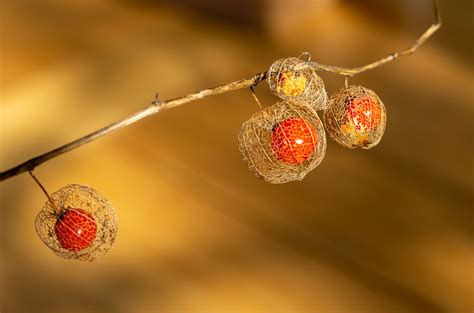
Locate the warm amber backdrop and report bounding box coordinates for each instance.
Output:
[1,0,472,312]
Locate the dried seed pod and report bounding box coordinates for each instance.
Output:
[268,57,328,110]
[35,184,118,261]
[239,100,326,184]
[323,85,387,149]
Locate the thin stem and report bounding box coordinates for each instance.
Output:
[250,86,264,110]
[310,0,441,77]
[29,171,61,215]
[0,1,440,182]
[298,52,312,62]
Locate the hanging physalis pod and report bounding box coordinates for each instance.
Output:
[35,184,119,261]
[267,56,328,110]
[323,85,387,149]
[239,100,326,183]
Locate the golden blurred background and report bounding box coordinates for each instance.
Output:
[1,0,472,312]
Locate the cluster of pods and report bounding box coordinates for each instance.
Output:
[239,55,387,184]
[34,54,387,261]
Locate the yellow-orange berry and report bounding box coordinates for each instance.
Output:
[268,57,328,110]
[277,72,307,97]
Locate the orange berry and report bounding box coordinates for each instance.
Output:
[346,95,382,132]
[271,117,318,164]
[54,208,97,251]
[324,85,386,149]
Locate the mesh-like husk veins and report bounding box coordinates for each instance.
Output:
[35,184,119,261]
[323,85,387,149]
[268,57,328,110]
[239,100,326,184]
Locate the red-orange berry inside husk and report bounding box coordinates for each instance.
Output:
[324,85,386,149]
[54,208,97,251]
[271,117,318,164]
[347,96,382,132]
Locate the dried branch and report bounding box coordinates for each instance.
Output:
[310,0,441,76]
[0,73,267,181]
[0,0,440,182]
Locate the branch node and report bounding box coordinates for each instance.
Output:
[252,72,267,87]
[151,93,162,107]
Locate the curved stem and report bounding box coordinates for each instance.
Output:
[250,86,264,110]
[29,171,61,215]
[310,0,441,77]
